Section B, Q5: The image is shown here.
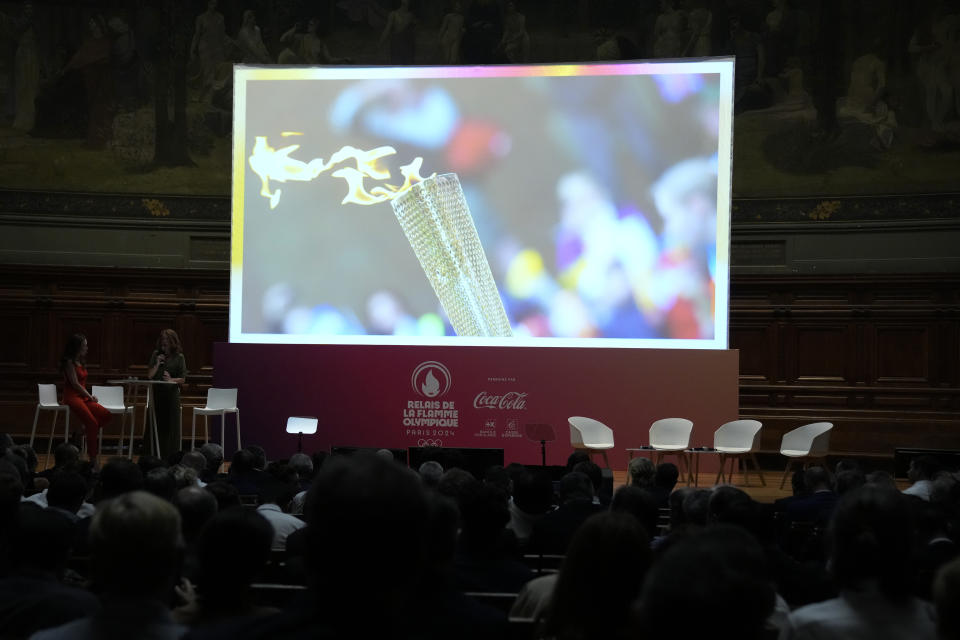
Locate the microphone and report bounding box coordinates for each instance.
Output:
[390,173,512,337]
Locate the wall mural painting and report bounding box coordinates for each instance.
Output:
[0,0,959,202]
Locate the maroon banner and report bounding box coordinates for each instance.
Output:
[213,344,739,470]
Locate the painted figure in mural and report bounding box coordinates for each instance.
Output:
[190,0,229,103]
[0,1,40,133]
[108,16,139,113]
[380,0,416,65]
[62,16,114,149]
[652,0,686,58]
[727,15,770,113]
[683,0,712,57]
[438,0,465,64]
[838,47,897,150]
[499,2,530,63]
[279,17,351,65]
[147,329,187,460]
[909,6,956,132]
[236,10,272,64]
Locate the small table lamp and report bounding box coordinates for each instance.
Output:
[286,416,318,453]
[524,423,556,467]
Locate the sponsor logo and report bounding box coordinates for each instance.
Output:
[411,361,452,398]
[473,391,528,410]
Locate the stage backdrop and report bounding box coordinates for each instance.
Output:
[214,344,738,470]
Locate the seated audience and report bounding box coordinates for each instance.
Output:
[179,452,208,486]
[203,481,241,512]
[935,557,960,640]
[572,460,608,505]
[610,484,660,539]
[508,469,554,546]
[198,443,225,484]
[37,443,80,480]
[788,485,938,640]
[627,456,655,488]
[649,462,680,508]
[145,466,178,502]
[45,471,89,523]
[288,453,314,492]
[834,469,866,496]
[539,511,652,639]
[33,491,186,640]
[783,466,838,526]
[176,486,219,582]
[905,456,941,501]
[528,471,604,554]
[256,486,307,550]
[418,460,444,489]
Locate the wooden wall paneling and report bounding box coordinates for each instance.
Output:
[0,310,32,369]
[869,324,932,385]
[730,321,776,383]
[788,321,854,384]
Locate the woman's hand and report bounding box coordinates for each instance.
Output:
[162,371,172,381]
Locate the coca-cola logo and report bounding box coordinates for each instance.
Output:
[473,391,528,410]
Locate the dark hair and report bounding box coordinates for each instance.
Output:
[835,469,866,496]
[654,462,680,490]
[611,485,659,537]
[230,449,256,475]
[559,471,593,503]
[136,455,167,477]
[639,525,774,640]
[204,481,241,512]
[829,485,915,599]
[196,508,272,610]
[708,485,758,532]
[572,460,602,494]
[176,486,218,543]
[803,466,831,490]
[565,451,591,473]
[682,488,711,526]
[482,464,512,496]
[47,471,88,513]
[513,469,555,515]
[245,445,267,470]
[542,511,651,640]
[60,333,87,370]
[97,458,144,501]
[52,442,80,470]
[458,481,510,552]
[144,467,177,502]
[911,456,942,481]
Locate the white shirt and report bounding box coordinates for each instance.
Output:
[22,490,96,518]
[903,479,933,501]
[256,503,306,549]
[788,587,937,640]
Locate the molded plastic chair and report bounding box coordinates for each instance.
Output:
[649,418,694,484]
[29,384,71,461]
[192,388,241,454]
[779,422,833,488]
[568,416,614,468]
[713,419,765,486]
[90,385,135,459]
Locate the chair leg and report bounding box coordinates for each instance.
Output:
[191,411,197,451]
[600,450,609,468]
[780,459,793,490]
[30,405,40,449]
[235,409,241,451]
[204,415,210,445]
[45,410,58,462]
[751,453,767,487]
[220,412,226,454]
[714,453,725,485]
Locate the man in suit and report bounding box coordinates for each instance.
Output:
[529,471,604,554]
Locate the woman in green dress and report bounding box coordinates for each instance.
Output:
[147,329,187,459]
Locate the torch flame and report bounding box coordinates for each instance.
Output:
[248,136,434,209]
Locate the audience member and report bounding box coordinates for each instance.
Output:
[45,471,89,522]
[72,458,144,557]
[639,525,776,640]
[137,455,167,477]
[437,467,477,503]
[784,466,838,526]
[418,460,444,488]
[649,462,680,508]
[540,511,652,640]
[288,453,314,491]
[198,443,224,483]
[610,484,660,539]
[144,466,178,503]
[528,471,604,554]
[788,485,938,639]
[203,481,241,512]
[33,491,186,640]
[627,456,655,488]
[865,469,898,489]
[180,451,207,485]
[572,460,606,505]
[38,443,80,480]
[905,456,942,501]
[256,486,306,550]
[176,486,218,582]
[482,464,512,497]
[508,469,554,546]
[935,557,960,640]
[171,464,199,491]
[564,451,591,474]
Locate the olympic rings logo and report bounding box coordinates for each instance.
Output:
[417,439,443,447]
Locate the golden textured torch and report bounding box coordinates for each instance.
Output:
[390,173,513,337]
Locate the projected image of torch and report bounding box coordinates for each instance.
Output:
[390,173,513,338]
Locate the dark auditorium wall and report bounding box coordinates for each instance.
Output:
[0,0,958,460]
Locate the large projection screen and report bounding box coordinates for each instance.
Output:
[231,60,734,348]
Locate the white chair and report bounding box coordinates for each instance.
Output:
[713,419,765,486]
[568,416,614,468]
[90,385,135,460]
[29,384,71,461]
[649,418,694,484]
[780,422,834,489]
[192,388,241,453]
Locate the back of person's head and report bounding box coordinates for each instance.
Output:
[865,469,897,489]
[654,462,680,491]
[628,456,655,488]
[611,485,659,537]
[911,455,942,482]
[708,485,758,533]
[164,450,185,467]
[572,460,602,496]
[47,471,88,514]
[423,492,460,574]
[176,486,218,543]
[639,525,775,640]
[199,443,224,473]
[98,458,144,500]
[791,467,807,496]
[52,442,80,470]
[513,469,555,515]
[543,511,652,639]
[12,504,76,574]
[246,445,267,470]
[835,469,866,496]
[137,455,167,477]
[230,449,256,475]
[13,445,38,473]
[835,458,861,475]
[171,464,198,490]
[668,486,693,529]
[304,454,428,618]
[436,467,476,503]
[144,467,177,502]
[0,433,13,457]
[180,451,207,475]
[90,491,183,597]
[289,452,314,479]
[829,485,915,599]
[418,460,444,488]
[196,507,273,609]
[935,557,960,640]
[682,488,711,526]
[310,450,329,472]
[483,464,512,496]
[559,471,594,503]
[804,466,832,491]
[204,481,241,511]
[565,451,591,474]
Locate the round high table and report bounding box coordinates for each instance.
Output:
[107,378,178,458]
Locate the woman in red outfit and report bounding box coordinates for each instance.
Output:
[61,333,111,461]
